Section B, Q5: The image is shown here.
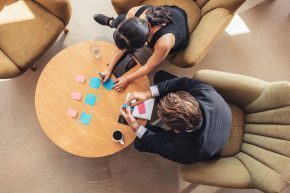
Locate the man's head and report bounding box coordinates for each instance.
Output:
[157,91,202,132]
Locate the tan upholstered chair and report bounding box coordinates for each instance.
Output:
[180,70,290,193]
[0,0,71,79]
[111,0,246,68]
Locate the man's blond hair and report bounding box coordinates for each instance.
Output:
[157,91,202,131]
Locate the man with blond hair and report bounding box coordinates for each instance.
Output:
[120,70,232,164]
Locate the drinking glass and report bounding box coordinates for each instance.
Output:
[90,44,102,61]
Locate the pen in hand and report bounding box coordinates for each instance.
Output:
[98,72,105,81]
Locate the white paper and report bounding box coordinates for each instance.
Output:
[132,98,155,120]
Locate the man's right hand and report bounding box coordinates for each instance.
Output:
[100,67,112,82]
[126,90,152,106]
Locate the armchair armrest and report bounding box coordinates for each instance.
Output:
[244,81,290,113]
[193,70,266,107]
[179,157,252,188]
[171,8,233,68]
[111,0,145,14]
[201,0,246,15]
[34,0,72,26]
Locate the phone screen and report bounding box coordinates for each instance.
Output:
[118,115,128,125]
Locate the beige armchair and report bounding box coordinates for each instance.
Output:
[0,0,72,79]
[111,0,245,68]
[180,70,290,193]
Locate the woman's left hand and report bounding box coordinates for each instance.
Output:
[113,77,130,92]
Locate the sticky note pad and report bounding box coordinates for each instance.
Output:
[85,94,97,106]
[75,74,86,83]
[138,102,146,114]
[80,112,92,125]
[71,92,82,100]
[67,108,77,118]
[89,77,101,89]
[122,103,134,110]
[103,78,114,91]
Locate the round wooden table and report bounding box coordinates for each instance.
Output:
[35,41,150,157]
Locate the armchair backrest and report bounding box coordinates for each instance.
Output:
[33,0,72,26]
[238,82,290,192]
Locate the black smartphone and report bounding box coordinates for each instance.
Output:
[118,115,128,125]
[112,54,137,78]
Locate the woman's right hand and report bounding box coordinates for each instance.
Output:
[126,90,152,106]
[100,67,112,82]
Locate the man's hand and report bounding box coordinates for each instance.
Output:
[120,107,140,132]
[126,90,152,106]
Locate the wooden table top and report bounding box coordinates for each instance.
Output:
[35,41,150,157]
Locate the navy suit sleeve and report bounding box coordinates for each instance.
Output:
[156,77,214,98]
[140,130,197,164]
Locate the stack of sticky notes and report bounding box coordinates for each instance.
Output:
[67,108,78,118]
[103,78,114,90]
[71,92,82,101]
[89,77,101,89]
[138,102,146,114]
[85,94,97,106]
[75,74,86,83]
[68,74,116,126]
[80,112,92,125]
[122,103,134,110]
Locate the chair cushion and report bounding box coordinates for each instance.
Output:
[0,0,63,70]
[220,103,244,157]
[142,0,201,33]
[0,50,21,78]
[179,157,251,188]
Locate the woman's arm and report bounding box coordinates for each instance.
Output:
[102,47,126,82]
[113,34,175,91]
[129,34,175,81]
[102,6,142,81]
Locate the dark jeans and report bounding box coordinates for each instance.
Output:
[134,70,178,153]
[111,14,126,29]
[153,70,177,85]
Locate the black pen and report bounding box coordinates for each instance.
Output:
[98,72,105,80]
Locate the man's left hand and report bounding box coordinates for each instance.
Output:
[120,106,139,132]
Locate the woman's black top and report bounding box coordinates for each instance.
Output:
[135,5,190,54]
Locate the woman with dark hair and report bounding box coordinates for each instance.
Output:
[94,5,189,92]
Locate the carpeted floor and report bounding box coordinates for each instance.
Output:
[0,0,289,193]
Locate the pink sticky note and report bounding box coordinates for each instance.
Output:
[71,92,82,101]
[67,108,77,118]
[75,74,86,83]
[138,102,146,114]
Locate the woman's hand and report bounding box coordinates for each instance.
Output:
[113,77,130,92]
[120,107,140,132]
[126,90,152,106]
[100,67,112,82]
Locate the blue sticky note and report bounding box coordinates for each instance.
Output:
[103,78,114,91]
[89,77,101,89]
[80,112,92,125]
[85,94,97,106]
[122,103,134,110]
